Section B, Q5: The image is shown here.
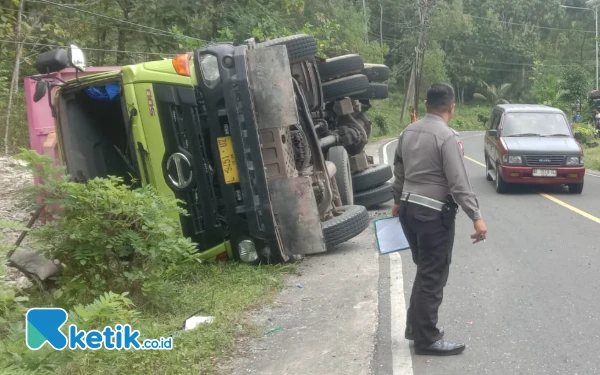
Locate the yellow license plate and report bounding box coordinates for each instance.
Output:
[217,136,240,184]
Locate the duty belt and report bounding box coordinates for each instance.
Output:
[400,192,444,211]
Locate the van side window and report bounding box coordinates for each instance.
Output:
[490,110,502,130]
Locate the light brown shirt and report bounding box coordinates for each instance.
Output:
[391,113,482,221]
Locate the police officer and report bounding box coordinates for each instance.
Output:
[391,83,487,356]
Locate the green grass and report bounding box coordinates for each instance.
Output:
[368,92,490,141]
[2,261,297,375]
[584,145,600,171]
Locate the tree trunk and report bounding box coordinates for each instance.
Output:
[3,0,26,155]
[115,0,131,64]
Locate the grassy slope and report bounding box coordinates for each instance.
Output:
[368,92,490,141]
[584,146,600,171]
[2,261,296,375]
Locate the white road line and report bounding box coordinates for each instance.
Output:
[382,139,397,165]
[381,140,413,375]
[390,252,413,374]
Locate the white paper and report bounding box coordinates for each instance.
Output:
[374,217,411,255]
[183,316,215,331]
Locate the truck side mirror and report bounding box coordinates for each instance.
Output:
[68,44,86,72]
[489,129,498,137]
[574,132,583,141]
[33,80,48,103]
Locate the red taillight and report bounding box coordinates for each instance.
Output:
[173,53,191,76]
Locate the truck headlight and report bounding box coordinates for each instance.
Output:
[199,54,220,88]
[238,240,258,262]
[566,156,584,165]
[502,155,522,164]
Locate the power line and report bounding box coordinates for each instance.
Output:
[0,39,178,56]
[465,13,594,33]
[30,0,209,43]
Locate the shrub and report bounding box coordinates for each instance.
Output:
[573,122,597,147]
[13,150,201,308]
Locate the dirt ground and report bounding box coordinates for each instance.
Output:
[0,155,36,288]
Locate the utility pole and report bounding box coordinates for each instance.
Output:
[401,0,431,122]
[363,0,368,43]
[380,4,384,60]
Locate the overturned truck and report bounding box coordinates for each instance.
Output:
[30,34,392,264]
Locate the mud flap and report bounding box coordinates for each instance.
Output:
[246,46,326,256]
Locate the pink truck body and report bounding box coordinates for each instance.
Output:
[23,66,121,183]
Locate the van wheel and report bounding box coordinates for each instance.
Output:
[569,182,584,194]
[322,74,370,102]
[352,164,392,193]
[317,54,365,81]
[322,205,370,249]
[327,146,354,205]
[495,166,508,194]
[361,63,390,82]
[485,157,493,181]
[354,181,394,209]
[256,34,318,64]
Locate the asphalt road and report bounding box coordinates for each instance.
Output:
[381,131,600,374]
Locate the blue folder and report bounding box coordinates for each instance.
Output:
[374,216,411,255]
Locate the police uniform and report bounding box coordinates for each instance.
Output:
[391,113,482,347]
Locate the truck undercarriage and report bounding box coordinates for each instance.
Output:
[28,34,393,264]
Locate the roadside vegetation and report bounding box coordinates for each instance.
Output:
[1,150,296,374]
[2,0,600,373]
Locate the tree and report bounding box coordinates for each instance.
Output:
[473,81,512,105]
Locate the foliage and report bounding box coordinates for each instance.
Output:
[531,72,570,110]
[0,261,295,375]
[419,43,450,97]
[574,122,597,147]
[473,81,512,105]
[584,144,600,171]
[560,64,592,109]
[13,149,200,308]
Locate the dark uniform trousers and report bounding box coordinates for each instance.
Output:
[398,200,456,346]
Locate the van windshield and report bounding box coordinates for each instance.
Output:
[502,112,571,137]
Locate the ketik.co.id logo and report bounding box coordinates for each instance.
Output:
[26,308,172,350]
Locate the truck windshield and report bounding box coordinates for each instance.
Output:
[502,112,571,137]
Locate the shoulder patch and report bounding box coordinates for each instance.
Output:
[458,139,464,156]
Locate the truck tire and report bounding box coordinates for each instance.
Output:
[317,54,364,82]
[353,182,393,209]
[351,83,388,100]
[322,205,370,249]
[322,74,369,102]
[361,63,390,82]
[352,164,392,193]
[327,146,354,205]
[256,34,318,64]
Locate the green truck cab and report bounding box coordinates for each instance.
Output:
[31,37,372,264]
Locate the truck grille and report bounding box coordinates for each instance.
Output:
[524,155,565,166]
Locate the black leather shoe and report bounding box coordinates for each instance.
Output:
[415,339,466,356]
[405,326,444,341]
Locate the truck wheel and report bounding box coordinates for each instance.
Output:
[317,54,364,82]
[327,146,354,205]
[361,63,390,82]
[256,34,318,64]
[354,182,393,209]
[351,83,388,100]
[322,205,370,249]
[352,164,392,193]
[322,74,369,102]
